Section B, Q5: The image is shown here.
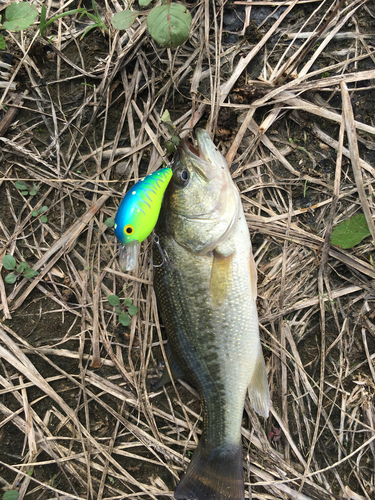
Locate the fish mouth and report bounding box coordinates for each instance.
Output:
[170,129,240,224]
[178,129,229,182]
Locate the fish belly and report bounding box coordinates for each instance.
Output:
[154,218,267,500]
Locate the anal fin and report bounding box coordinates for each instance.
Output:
[248,348,270,418]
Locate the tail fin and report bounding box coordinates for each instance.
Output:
[175,441,244,500]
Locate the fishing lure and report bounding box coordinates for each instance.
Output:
[114,167,173,270]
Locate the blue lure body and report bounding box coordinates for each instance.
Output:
[114,167,172,270]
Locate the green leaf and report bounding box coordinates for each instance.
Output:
[17,262,28,273]
[166,141,177,154]
[24,268,39,279]
[147,4,192,48]
[92,0,100,18]
[119,312,130,326]
[3,2,38,31]
[21,191,28,196]
[139,0,152,5]
[111,10,139,30]
[160,109,172,123]
[160,109,175,136]
[40,206,48,213]
[39,7,87,37]
[3,255,16,270]
[123,298,132,307]
[105,217,115,228]
[115,308,122,315]
[331,214,371,249]
[108,294,120,306]
[39,4,47,33]
[40,215,48,223]
[31,210,38,217]
[0,34,6,50]
[80,24,98,39]
[5,273,17,284]
[127,304,138,316]
[29,189,37,196]
[3,489,19,500]
[15,180,28,191]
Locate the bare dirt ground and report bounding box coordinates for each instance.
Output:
[1,1,375,499]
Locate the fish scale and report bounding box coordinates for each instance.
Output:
[153,129,270,500]
[155,214,262,448]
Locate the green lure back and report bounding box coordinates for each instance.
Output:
[114,167,172,270]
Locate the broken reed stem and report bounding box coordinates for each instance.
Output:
[2,1,375,498]
[341,82,375,246]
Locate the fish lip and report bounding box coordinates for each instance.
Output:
[180,130,212,163]
[169,133,217,218]
[182,136,200,157]
[178,129,218,182]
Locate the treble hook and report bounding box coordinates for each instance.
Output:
[151,233,170,268]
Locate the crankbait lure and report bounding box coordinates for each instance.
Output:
[114,167,173,271]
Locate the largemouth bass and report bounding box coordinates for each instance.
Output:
[154,129,270,500]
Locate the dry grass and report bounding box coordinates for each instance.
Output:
[0,0,375,499]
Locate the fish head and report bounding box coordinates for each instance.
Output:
[164,129,240,254]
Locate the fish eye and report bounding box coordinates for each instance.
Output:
[174,167,190,187]
[124,224,135,235]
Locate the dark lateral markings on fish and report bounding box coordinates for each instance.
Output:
[154,128,271,500]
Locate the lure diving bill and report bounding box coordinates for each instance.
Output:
[114,167,172,271]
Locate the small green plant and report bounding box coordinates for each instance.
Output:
[111,2,192,48]
[31,205,48,223]
[160,109,181,154]
[105,217,115,228]
[0,2,38,49]
[15,180,39,196]
[331,214,371,249]
[108,294,138,327]
[2,255,39,284]
[2,490,19,500]
[303,179,308,197]
[0,1,106,49]
[40,1,106,40]
[81,0,108,38]
[39,4,87,38]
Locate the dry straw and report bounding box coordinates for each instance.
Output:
[0,0,375,499]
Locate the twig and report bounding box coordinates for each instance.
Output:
[341,82,375,245]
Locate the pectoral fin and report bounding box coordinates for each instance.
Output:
[248,348,270,418]
[209,251,233,306]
